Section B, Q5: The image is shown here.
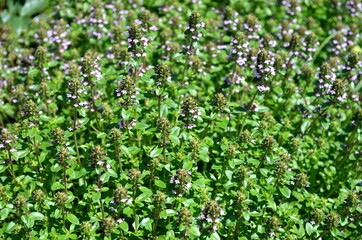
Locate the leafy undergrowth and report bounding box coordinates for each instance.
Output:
[0,1,361,239]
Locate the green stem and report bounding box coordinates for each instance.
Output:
[247,90,258,111]
[162,134,166,161]
[115,143,122,172]
[73,109,81,166]
[133,183,138,231]
[100,198,104,220]
[312,33,335,63]
[33,136,42,172]
[152,213,159,239]
[301,106,329,137]
[233,213,242,238]
[181,40,194,86]
[91,86,100,128]
[158,94,161,119]
[63,165,67,194]
[62,206,66,232]
[228,64,237,102]
[8,149,16,182]
[238,112,248,136]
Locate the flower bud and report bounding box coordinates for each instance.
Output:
[326,211,340,230]
[129,168,141,184]
[51,127,66,146]
[35,46,48,69]
[56,146,70,165]
[262,135,276,152]
[157,117,170,136]
[56,191,68,206]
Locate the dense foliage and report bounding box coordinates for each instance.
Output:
[0,0,361,239]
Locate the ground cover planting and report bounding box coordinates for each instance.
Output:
[0,0,361,239]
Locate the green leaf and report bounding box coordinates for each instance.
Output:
[107,169,118,178]
[134,121,148,130]
[140,217,153,229]
[100,172,110,183]
[0,208,10,220]
[21,215,29,226]
[10,16,29,34]
[51,182,64,191]
[119,221,129,232]
[279,185,291,198]
[133,215,139,231]
[149,146,163,158]
[78,117,89,127]
[160,104,168,117]
[121,109,129,120]
[96,132,107,139]
[267,198,277,211]
[169,134,180,146]
[273,86,283,95]
[164,98,178,108]
[301,120,311,134]
[250,211,262,217]
[182,160,193,171]
[29,212,44,221]
[67,168,76,180]
[120,145,129,157]
[78,108,86,117]
[210,232,221,240]
[20,0,48,17]
[54,209,61,219]
[128,146,140,155]
[225,170,233,180]
[243,211,250,221]
[5,222,17,233]
[165,209,177,217]
[154,180,166,188]
[14,149,29,160]
[298,223,305,238]
[66,214,79,225]
[189,225,200,237]
[136,192,152,202]
[92,192,101,203]
[123,207,133,217]
[305,222,314,236]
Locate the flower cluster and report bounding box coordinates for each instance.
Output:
[115,75,138,108]
[346,0,362,18]
[301,33,319,61]
[282,0,302,16]
[82,51,102,84]
[212,93,228,113]
[315,62,348,102]
[66,62,89,111]
[229,31,249,67]
[243,15,261,40]
[0,128,17,154]
[42,19,71,56]
[185,10,205,42]
[180,96,201,129]
[155,62,171,86]
[254,49,276,91]
[221,6,239,32]
[331,24,360,56]
[89,145,109,169]
[126,23,150,58]
[198,200,225,231]
[78,0,108,40]
[275,153,292,183]
[118,118,137,130]
[111,186,130,205]
[169,168,192,197]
